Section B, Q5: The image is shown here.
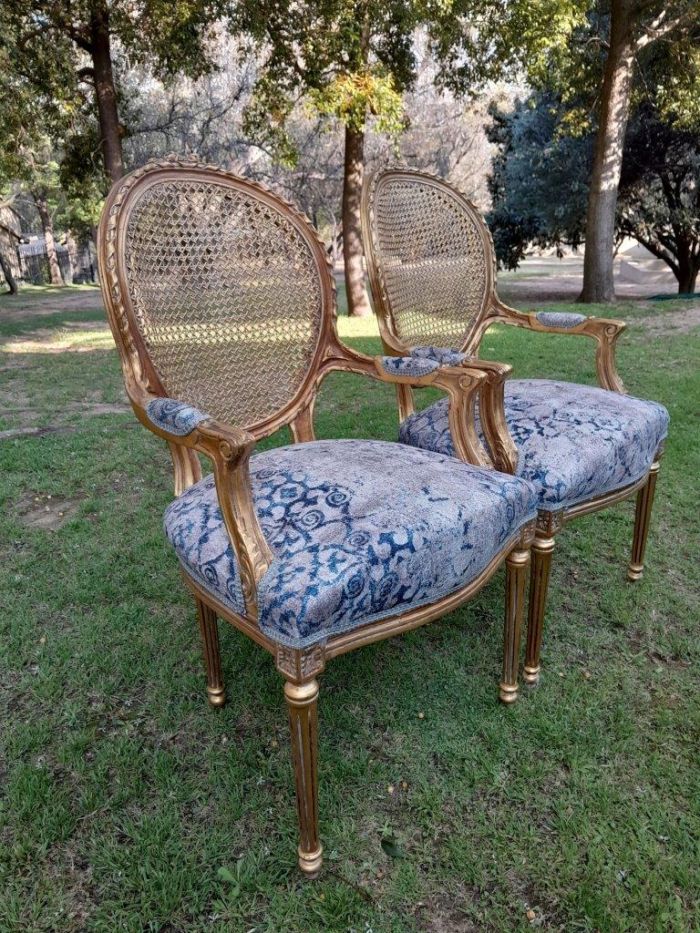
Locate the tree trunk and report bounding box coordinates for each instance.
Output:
[64,232,78,285]
[580,0,636,303]
[676,248,699,294]
[90,3,124,183]
[0,250,18,294]
[342,125,372,317]
[33,193,64,286]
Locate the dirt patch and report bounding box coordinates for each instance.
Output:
[638,306,700,335]
[0,287,104,320]
[1,321,114,354]
[66,401,129,416]
[413,891,483,932]
[16,492,85,531]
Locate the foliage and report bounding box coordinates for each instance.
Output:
[235,0,424,156]
[487,93,591,269]
[618,104,700,291]
[0,1,231,185]
[487,85,700,292]
[431,0,700,123]
[308,69,405,134]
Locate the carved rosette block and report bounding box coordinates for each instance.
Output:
[275,645,326,684]
[536,509,564,537]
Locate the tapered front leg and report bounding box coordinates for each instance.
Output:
[500,545,530,704]
[523,533,555,686]
[285,678,322,878]
[628,460,661,581]
[195,598,226,707]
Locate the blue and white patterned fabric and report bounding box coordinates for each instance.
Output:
[399,380,669,512]
[411,346,470,366]
[146,398,210,436]
[380,356,439,378]
[535,311,586,329]
[164,439,537,647]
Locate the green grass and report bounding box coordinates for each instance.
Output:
[0,285,699,931]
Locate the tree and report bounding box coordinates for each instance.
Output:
[488,92,700,295]
[618,104,700,293]
[235,0,421,316]
[430,0,700,302]
[0,197,21,295]
[580,1,698,301]
[1,1,230,184]
[0,41,66,285]
[122,36,260,173]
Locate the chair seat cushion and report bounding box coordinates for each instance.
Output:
[164,439,537,648]
[399,379,669,512]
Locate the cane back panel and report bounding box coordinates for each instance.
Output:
[104,160,331,431]
[364,168,495,352]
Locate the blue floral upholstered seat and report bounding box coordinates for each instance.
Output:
[164,439,538,648]
[399,379,669,511]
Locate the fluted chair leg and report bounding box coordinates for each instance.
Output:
[500,545,530,704]
[195,598,226,707]
[628,461,661,582]
[523,533,555,686]
[285,678,322,878]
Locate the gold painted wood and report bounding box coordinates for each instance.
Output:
[362,165,666,691]
[628,458,661,581]
[523,533,555,686]
[195,597,226,708]
[489,299,627,394]
[284,679,322,878]
[168,442,202,497]
[500,545,530,703]
[97,155,543,878]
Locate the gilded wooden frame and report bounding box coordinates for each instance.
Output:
[361,165,664,689]
[97,155,537,877]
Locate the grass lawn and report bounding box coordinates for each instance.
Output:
[0,284,699,932]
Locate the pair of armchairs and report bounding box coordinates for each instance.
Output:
[97,157,667,878]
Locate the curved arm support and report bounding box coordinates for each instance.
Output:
[130,390,273,621]
[467,359,519,474]
[373,335,517,472]
[318,338,497,469]
[492,300,627,393]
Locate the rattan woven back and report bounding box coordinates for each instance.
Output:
[363,168,495,352]
[102,158,332,432]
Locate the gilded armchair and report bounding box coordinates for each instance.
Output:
[361,166,669,688]
[97,156,538,877]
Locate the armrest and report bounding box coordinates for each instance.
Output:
[144,397,211,436]
[494,301,626,393]
[320,341,517,472]
[403,348,518,472]
[132,393,272,620]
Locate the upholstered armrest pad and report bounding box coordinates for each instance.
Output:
[380,356,440,377]
[411,346,470,365]
[146,397,211,436]
[535,311,587,329]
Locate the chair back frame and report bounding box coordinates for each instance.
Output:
[99,155,340,444]
[361,166,627,426]
[362,166,502,359]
